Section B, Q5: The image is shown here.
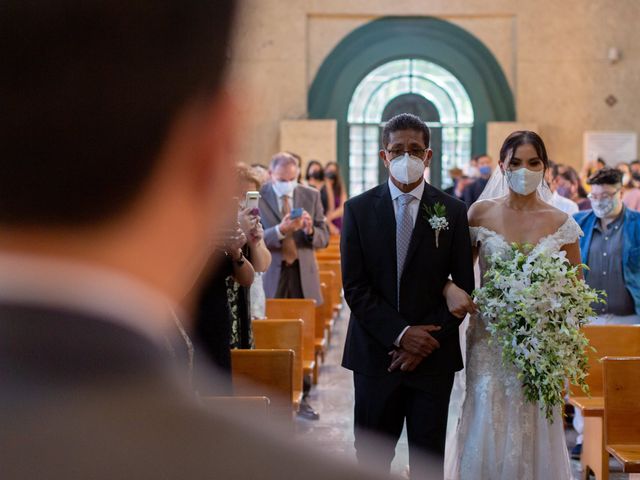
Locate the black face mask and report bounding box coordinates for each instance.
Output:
[325,171,337,180]
[307,170,324,181]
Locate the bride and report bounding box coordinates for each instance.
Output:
[443,131,582,480]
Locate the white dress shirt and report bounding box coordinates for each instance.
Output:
[550,191,579,216]
[388,179,425,346]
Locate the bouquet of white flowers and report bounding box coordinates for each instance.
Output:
[474,244,603,421]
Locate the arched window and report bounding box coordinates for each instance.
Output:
[347,59,474,196]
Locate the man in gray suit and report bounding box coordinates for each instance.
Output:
[0,2,391,479]
[260,152,330,305]
[259,152,330,420]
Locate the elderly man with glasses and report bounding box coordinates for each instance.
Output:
[570,166,640,458]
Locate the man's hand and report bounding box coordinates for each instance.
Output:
[279,213,304,235]
[388,349,423,372]
[399,325,441,357]
[443,280,477,319]
[300,210,314,235]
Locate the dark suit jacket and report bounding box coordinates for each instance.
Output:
[341,182,474,378]
[462,177,489,207]
[0,302,388,479]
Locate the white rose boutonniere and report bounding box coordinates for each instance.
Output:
[423,202,449,248]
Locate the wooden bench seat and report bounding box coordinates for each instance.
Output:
[318,270,337,345]
[568,325,640,480]
[266,299,318,384]
[231,349,293,424]
[603,357,640,476]
[252,319,304,409]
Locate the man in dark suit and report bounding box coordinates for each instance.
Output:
[462,154,493,207]
[341,113,475,476]
[0,3,388,479]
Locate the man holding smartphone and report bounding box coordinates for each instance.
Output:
[260,152,329,303]
[259,152,330,420]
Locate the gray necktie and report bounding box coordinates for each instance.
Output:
[396,193,414,306]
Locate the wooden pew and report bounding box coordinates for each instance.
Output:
[231,349,293,423]
[200,395,270,420]
[568,325,640,480]
[603,357,640,477]
[328,234,340,247]
[316,283,329,363]
[266,299,318,384]
[252,319,304,409]
[316,259,342,311]
[318,270,337,344]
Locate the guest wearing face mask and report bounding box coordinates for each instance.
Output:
[571,167,640,458]
[259,152,330,420]
[462,154,493,207]
[305,160,329,214]
[324,161,347,234]
[546,161,579,215]
[617,162,640,211]
[556,167,592,211]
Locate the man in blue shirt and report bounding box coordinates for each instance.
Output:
[571,167,640,457]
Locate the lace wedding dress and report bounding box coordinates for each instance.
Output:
[444,216,582,480]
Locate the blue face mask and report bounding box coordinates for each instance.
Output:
[479,166,492,176]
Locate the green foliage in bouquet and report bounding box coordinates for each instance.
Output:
[474,244,605,421]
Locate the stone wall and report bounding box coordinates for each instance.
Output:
[231,0,640,171]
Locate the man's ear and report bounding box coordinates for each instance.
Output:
[425,149,433,167]
[380,150,390,168]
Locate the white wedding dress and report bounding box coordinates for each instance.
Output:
[444,216,582,480]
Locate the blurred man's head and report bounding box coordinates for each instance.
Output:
[269,153,300,197]
[0,1,238,302]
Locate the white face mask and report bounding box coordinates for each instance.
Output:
[273,180,296,197]
[506,167,544,196]
[591,197,619,218]
[389,153,426,185]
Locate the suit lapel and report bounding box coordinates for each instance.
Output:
[262,185,282,222]
[374,183,397,276]
[403,183,437,270]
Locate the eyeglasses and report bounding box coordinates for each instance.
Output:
[587,189,620,201]
[386,148,428,158]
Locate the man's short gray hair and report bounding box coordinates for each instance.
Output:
[270,152,299,171]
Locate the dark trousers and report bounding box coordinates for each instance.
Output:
[353,372,454,478]
[275,260,304,299]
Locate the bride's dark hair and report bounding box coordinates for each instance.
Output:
[499,131,550,172]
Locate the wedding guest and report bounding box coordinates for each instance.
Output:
[259,152,330,420]
[462,154,493,206]
[462,154,480,178]
[620,167,640,211]
[445,169,472,202]
[546,161,579,215]
[324,161,347,234]
[631,159,640,176]
[556,167,591,210]
[572,167,640,457]
[305,160,329,214]
[193,226,255,391]
[251,163,270,185]
[236,163,272,325]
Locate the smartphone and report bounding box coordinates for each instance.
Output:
[245,191,260,211]
[290,207,303,219]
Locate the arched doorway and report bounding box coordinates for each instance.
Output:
[308,16,515,195]
[347,59,473,195]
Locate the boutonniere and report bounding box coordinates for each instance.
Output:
[422,202,449,248]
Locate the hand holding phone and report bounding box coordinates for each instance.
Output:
[245,191,260,211]
[290,207,303,219]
